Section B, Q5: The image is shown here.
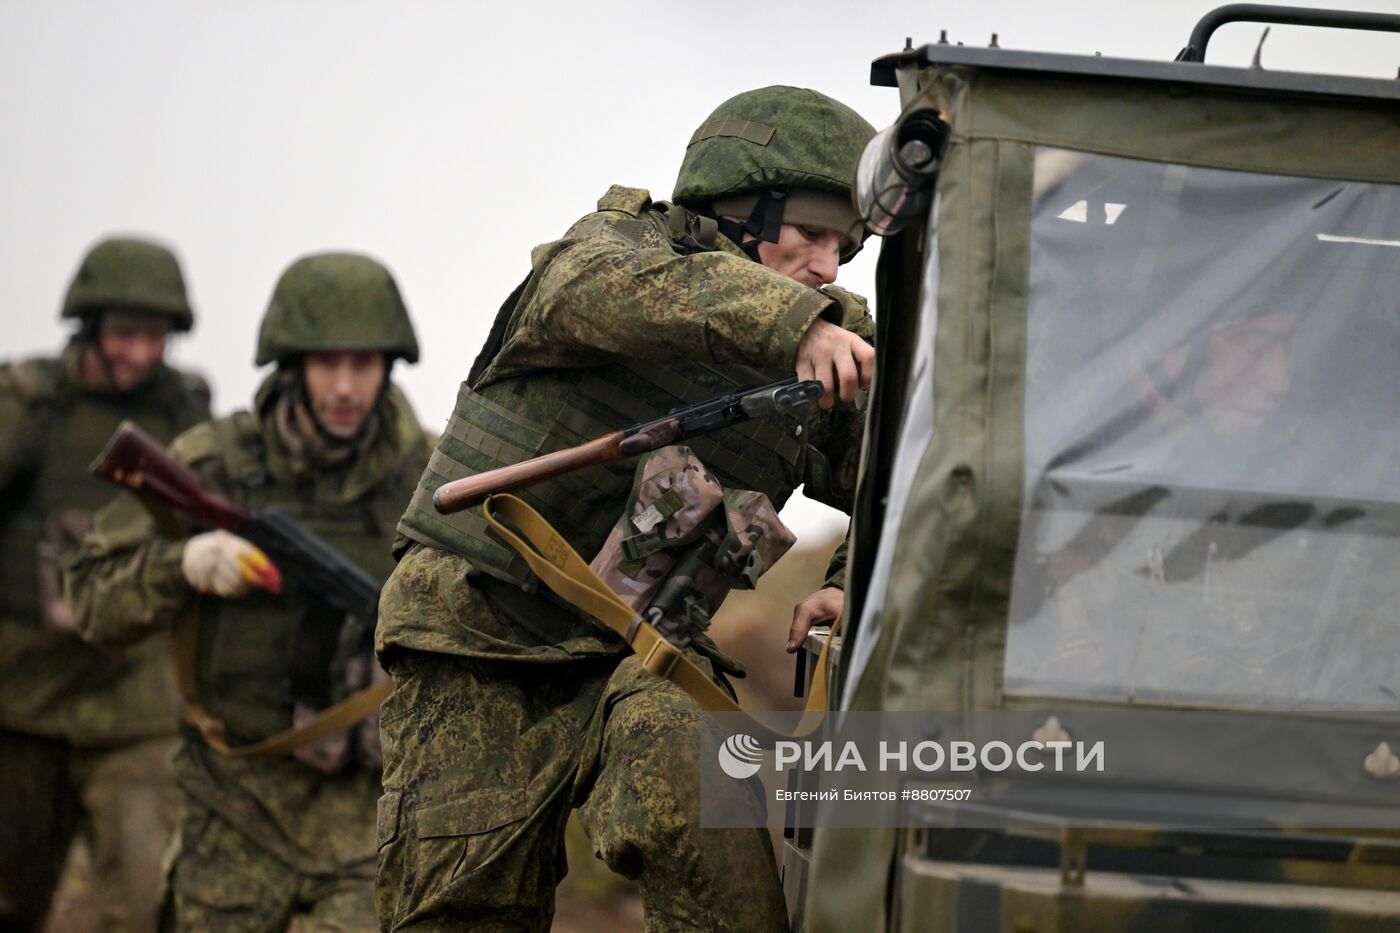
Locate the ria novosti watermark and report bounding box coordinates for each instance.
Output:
[728,735,1105,777]
[699,709,1400,830]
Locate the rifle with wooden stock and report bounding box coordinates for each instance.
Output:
[432,376,826,514]
[89,421,390,758]
[90,421,380,620]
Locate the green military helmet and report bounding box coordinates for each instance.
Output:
[673,86,875,255]
[61,236,195,330]
[255,252,419,366]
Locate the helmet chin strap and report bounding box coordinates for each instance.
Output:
[712,189,787,263]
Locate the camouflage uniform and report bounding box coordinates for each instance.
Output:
[0,238,209,932]
[376,85,875,933]
[66,253,432,931]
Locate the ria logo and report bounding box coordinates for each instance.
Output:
[718,733,764,779]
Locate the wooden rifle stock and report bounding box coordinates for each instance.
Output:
[434,430,627,514]
[429,377,824,516]
[92,421,383,618]
[90,421,251,532]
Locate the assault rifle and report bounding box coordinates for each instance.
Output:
[433,376,825,514]
[90,421,380,621]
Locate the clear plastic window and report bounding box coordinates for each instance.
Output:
[1006,149,1400,711]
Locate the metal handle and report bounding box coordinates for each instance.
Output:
[1176,4,1400,63]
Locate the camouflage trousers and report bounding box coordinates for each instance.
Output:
[165,788,377,932]
[374,649,789,932]
[0,728,177,932]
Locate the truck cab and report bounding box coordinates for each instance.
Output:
[786,7,1400,930]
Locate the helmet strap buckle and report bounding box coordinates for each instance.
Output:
[715,189,787,263]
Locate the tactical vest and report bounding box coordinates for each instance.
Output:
[185,405,423,745]
[0,353,209,622]
[397,191,815,592]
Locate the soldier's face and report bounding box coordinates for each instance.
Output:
[97,318,168,391]
[301,351,387,439]
[751,223,842,289]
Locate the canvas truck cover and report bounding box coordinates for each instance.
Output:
[809,45,1400,932]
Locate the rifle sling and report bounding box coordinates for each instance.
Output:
[482,494,833,744]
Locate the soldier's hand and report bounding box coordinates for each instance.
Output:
[787,586,845,653]
[796,318,875,410]
[181,530,282,598]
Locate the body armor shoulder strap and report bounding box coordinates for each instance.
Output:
[652,201,719,254]
[216,411,267,488]
[169,419,223,467]
[171,411,263,486]
[596,185,652,216]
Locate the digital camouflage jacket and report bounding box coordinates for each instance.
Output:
[0,345,210,745]
[381,185,871,664]
[67,376,432,871]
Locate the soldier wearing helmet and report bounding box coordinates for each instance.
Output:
[0,236,210,932]
[66,252,433,931]
[374,86,876,929]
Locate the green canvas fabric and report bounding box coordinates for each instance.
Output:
[950,66,1400,185]
[808,61,1400,933]
[846,56,1400,729]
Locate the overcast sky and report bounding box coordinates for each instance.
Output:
[3,0,1396,540]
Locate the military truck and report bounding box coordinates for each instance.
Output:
[783,6,1400,930]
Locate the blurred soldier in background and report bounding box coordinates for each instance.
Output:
[375,86,876,931]
[66,253,433,931]
[0,237,210,932]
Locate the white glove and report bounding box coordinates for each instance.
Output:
[181,530,281,598]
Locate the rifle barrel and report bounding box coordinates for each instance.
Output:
[241,509,381,620]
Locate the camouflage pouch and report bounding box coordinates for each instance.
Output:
[588,445,796,650]
[37,509,93,634]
